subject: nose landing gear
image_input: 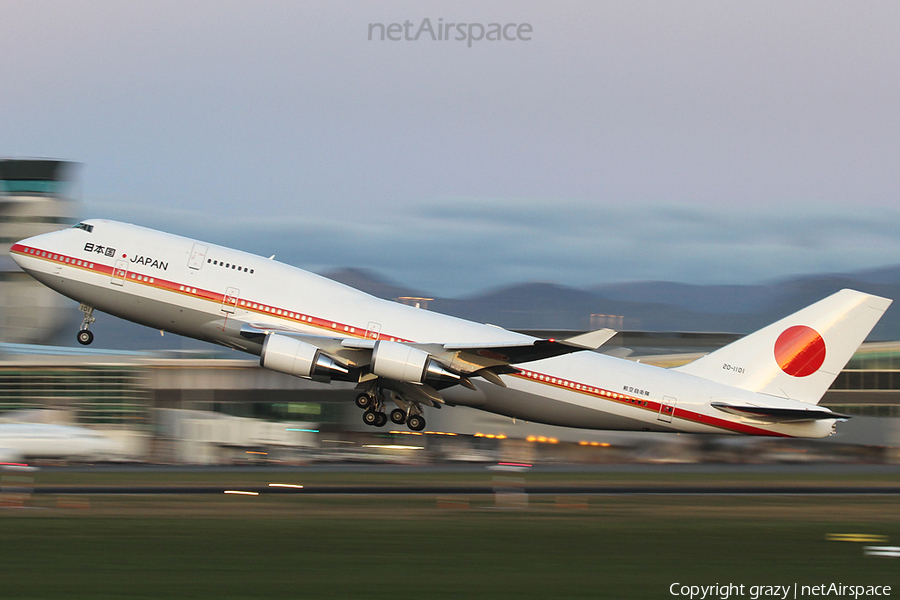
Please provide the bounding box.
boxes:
[77,304,95,345]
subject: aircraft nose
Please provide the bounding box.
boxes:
[10,234,42,267]
[9,249,23,268]
[9,231,55,270]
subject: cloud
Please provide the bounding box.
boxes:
[84,196,900,297]
[9,1,900,296]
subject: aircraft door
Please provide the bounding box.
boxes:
[111,259,128,286]
[188,244,208,270]
[365,321,382,340]
[222,287,240,314]
[658,396,677,423]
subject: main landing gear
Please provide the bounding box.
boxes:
[77,304,95,345]
[389,408,406,425]
[355,390,426,432]
[406,414,425,432]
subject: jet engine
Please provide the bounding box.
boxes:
[260,334,348,380]
[371,341,461,386]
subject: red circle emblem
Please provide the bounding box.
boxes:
[774,325,826,377]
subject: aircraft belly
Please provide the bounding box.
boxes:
[31,271,236,348]
[444,383,680,432]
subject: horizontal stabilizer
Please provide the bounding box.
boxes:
[711,402,850,422]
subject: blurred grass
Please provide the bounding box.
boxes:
[1,491,899,599]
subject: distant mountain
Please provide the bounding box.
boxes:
[837,265,900,286]
[319,268,426,301]
[437,271,900,340]
[587,282,781,315]
[314,266,900,340]
[433,282,772,334]
[432,283,609,330]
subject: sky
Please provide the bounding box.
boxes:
[2,0,900,297]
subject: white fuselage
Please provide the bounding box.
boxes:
[10,220,836,438]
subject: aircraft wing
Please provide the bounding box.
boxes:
[241,323,617,388]
[440,328,617,372]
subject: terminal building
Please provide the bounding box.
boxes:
[0,159,78,344]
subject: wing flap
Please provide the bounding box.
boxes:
[444,328,617,370]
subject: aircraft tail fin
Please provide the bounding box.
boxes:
[673,289,891,404]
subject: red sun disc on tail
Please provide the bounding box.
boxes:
[774,325,826,377]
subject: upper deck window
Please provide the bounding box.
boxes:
[73,222,94,233]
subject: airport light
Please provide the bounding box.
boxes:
[366,444,418,449]
[826,533,889,543]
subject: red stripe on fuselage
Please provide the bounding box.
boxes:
[10,244,413,342]
[509,370,789,437]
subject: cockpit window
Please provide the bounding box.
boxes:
[73,222,94,233]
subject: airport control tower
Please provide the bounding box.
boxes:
[0,159,79,344]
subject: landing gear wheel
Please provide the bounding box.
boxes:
[77,330,94,345]
[77,304,96,345]
[363,410,388,427]
[363,409,379,426]
[390,409,406,425]
[355,393,374,410]
[407,414,425,432]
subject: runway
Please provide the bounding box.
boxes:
[22,484,900,495]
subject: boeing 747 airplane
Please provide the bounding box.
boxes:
[10,220,892,437]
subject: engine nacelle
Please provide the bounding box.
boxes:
[371,341,461,386]
[260,334,348,380]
